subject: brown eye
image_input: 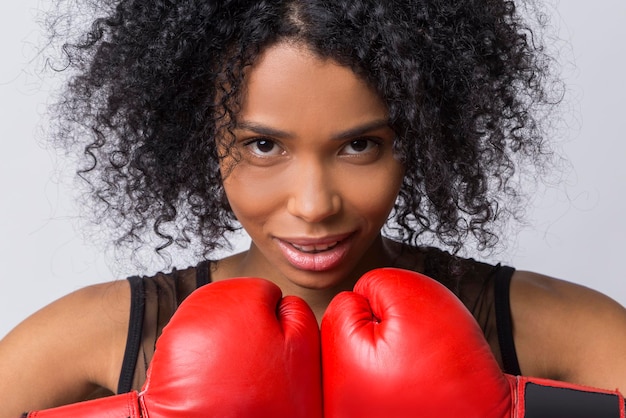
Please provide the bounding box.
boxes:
[245,138,283,156]
[256,139,275,153]
[342,138,379,155]
[350,139,369,152]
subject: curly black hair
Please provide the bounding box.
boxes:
[45,0,559,260]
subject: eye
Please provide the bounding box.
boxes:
[341,138,380,156]
[244,138,284,157]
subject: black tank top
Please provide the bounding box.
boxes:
[117,248,520,394]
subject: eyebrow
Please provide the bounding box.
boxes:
[234,118,391,140]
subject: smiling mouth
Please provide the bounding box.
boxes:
[275,235,352,272]
[290,241,339,253]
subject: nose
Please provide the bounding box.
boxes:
[287,160,341,223]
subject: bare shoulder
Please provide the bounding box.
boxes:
[0,279,130,415]
[510,270,626,391]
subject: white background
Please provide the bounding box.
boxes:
[1,1,625,338]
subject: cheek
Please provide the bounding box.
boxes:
[339,161,404,221]
[362,163,404,222]
[221,164,285,225]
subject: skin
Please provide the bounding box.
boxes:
[0,42,625,415]
[217,42,404,321]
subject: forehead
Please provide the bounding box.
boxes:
[238,42,388,134]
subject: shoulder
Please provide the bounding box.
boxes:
[510,270,626,391]
[0,279,130,413]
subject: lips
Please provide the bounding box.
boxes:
[290,241,339,253]
[274,233,353,271]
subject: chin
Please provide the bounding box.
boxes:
[283,267,359,292]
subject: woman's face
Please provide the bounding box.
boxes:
[220,42,404,291]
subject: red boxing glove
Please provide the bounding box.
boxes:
[26,278,322,418]
[321,268,625,418]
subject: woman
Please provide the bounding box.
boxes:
[1,0,625,415]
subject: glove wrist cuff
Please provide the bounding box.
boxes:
[510,375,625,418]
[24,391,140,417]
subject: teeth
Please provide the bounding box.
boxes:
[292,241,339,253]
